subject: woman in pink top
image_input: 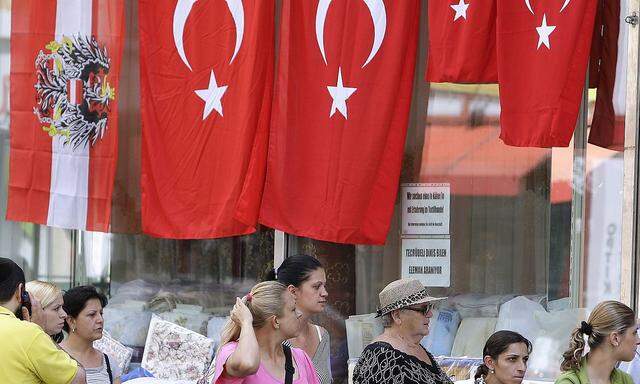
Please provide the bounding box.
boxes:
[213,281,321,384]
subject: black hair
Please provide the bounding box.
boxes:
[62,285,108,332]
[0,258,26,303]
[475,330,532,380]
[266,254,323,287]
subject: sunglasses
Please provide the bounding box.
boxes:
[403,302,435,315]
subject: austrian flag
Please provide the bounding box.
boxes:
[8,0,124,231]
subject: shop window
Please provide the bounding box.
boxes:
[0,0,634,383]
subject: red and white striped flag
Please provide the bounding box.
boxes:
[8,0,124,231]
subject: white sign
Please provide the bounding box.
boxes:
[401,238,450,287]
[401,183,450,235]
[585,158,622,307]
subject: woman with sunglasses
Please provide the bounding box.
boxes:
[352,278,452,384]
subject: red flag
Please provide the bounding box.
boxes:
[260,0,420,245]
[426,0,498,83]
[139,0,274,238]
[8,0,124,231]
[497,0,598,147]
[589,0,627,151]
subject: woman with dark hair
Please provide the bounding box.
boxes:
[60,285,122,384]
[474,331,531,384]
[556,300,638,384]
[267,254,331,383]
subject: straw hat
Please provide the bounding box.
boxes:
[375,278,446,317]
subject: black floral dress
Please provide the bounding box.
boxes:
[353,342,453,384]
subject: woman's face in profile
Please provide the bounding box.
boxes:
[489,342,529,384]
[617,323,640,362]
[41,293,66,336]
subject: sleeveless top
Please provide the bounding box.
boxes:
[285,325,332,384]
[85,354,113,384]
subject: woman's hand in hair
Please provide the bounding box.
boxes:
[231,297,253,328]
[22,293,46,330]
[225,297,260,377]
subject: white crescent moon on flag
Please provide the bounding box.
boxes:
[524,0,534,14]
[173,0,245,70]
[316,0,332,65]
[225,0,244,63]
[174,0,198,71]
[315,0,386,67]
[560,0,571,12]
[362,0,386,68]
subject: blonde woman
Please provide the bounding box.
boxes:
[213,281,320,384]
[25,280,67,342]
[556,300,639,384]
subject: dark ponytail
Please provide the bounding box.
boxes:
[475,331,532,380]
[265,269,277,281]
[269,254,323,287]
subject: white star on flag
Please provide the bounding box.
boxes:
[327,68,357,119]
[536,14,556,50]
[195,70,228,120]
[450,0,469,21]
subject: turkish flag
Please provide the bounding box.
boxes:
[589,0,627,151]
[427,0,498,83]
[139,0,274,238]
[497,0,598,147]
[259,0,420,245]
[8,0,124,231]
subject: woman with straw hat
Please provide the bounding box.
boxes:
[352,278,452,384]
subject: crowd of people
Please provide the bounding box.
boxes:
[1,255,638,384]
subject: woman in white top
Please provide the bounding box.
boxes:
[60,285,121,384]
[268,254,332,384]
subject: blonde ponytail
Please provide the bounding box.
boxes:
[217,281,287,354]
[560,300,635,372]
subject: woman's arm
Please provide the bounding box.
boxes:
[224,298,260,377]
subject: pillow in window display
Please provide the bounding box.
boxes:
[448,294,517,318]
[526,308,587,380]
[451,317,497,358]
[158,309,211,336]
[109,279,161,306]
[495,296,545,342]
[103,306,153,347]
[94,329,134,374]
[421,307,461,357]
[142,315,215,380]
